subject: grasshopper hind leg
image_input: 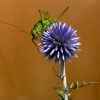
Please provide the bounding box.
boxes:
[32,38,40,52]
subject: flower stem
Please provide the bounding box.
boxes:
[61,61,68,100]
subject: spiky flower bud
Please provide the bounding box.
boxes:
[40,22,81,63]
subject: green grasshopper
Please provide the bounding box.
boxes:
[0,7,69,51]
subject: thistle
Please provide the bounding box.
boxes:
[40,22,81,63]
[39,22,81,100]
[39,22,97,100]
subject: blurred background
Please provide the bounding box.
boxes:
[0,0,100,100]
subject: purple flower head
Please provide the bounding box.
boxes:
[39,22,81,63]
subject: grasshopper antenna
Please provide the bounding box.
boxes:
[0,27,40,53]
[1,30,31,36]
[0,29,39,52]
[1,29,40,52]
[53,6,69,22]
[0,21,31,35]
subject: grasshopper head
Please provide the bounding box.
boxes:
[31,29,38,39]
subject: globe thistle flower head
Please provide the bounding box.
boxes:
[40,22,81,63]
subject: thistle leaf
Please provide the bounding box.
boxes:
[54,87,72,100]
[54,87,64,100]
[53,67,64,80]
[54,87,64,96]
[66,81,98,93]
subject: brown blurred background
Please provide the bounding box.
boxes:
[0,0,100,100]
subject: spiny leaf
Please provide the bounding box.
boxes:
[66,81,98,93]
[53,67,64,80]
[54,87,64,100]
[54,87,64,96]
[54,87,72,100]
[59,95,64,100]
